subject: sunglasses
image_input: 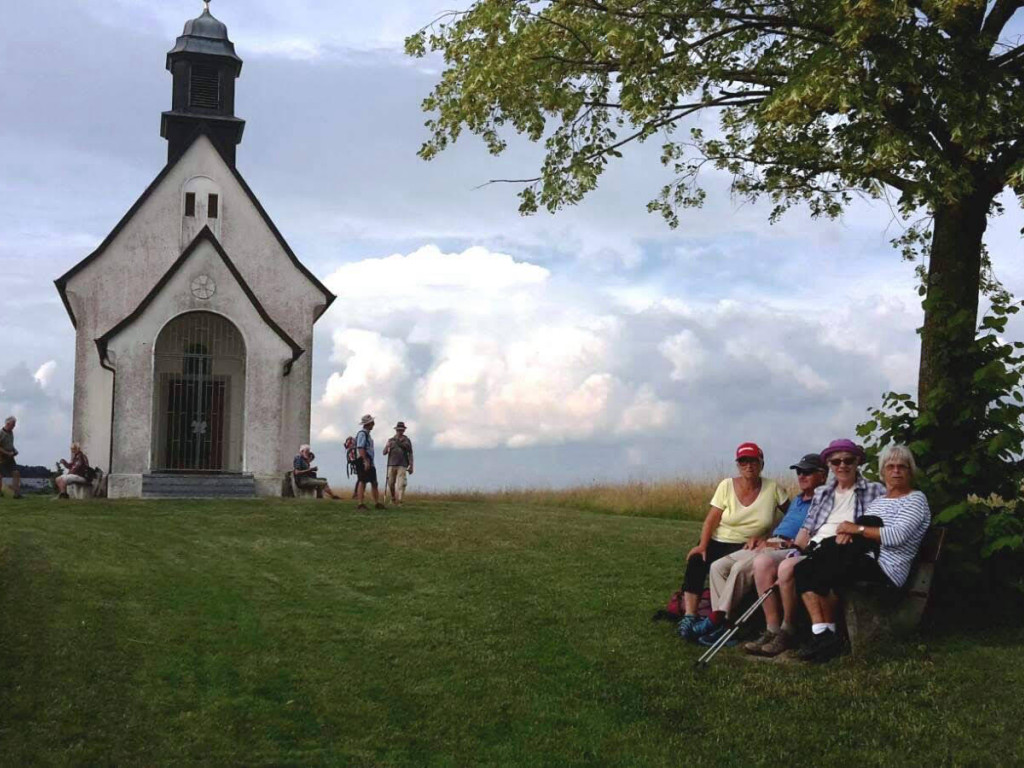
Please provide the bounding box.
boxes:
[736,457,761,465]
[828,457,858,467]
[795,468,820,477]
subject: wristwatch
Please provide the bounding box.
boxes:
[858,525,866,534]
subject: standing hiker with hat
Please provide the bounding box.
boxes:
[677,442,789,641]
[354,414,384,510]
[382,421,414,506]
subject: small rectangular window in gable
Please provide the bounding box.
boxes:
[189,65,220,109]
[208,194,219,219]
[185,192,196,217]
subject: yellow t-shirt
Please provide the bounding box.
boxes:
[709,478,788,544]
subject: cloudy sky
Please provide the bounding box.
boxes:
[3,1,1024,489]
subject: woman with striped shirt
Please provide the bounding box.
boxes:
[792,444,931,662]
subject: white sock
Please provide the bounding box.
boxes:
[812,623,828,635]
[780,621,795,635]
[826,623,836,633]
[766,623,781,634]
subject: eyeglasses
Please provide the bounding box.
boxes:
[736,457,761,465]
[828,457,858,467]
[884,463,911,472]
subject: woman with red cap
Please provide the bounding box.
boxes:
[677,442,789,640]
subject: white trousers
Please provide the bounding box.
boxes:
[386,466,408,502]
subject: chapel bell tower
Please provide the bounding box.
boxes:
[161,0,245,166]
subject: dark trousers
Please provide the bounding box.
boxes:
[683,539,744,595]
[794,540,892,596]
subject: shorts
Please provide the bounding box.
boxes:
[0,456,17,474]
[63,473,87,485]
[356,463,378,486]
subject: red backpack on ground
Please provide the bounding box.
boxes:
[653,588,711,623]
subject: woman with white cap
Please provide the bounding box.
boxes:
[677,442,789,640]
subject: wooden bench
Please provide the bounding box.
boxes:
[66,469,104,499]
[844,527,945,655]
[284,471,325,499]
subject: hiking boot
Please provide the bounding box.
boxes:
[810,630,843,662]
[758,630,797,657]
[697,625,738,647]
[689,616,716,641]
[743,629,777,656]
[676,614,701,640]
[356,503,368,511]
[796,629,841,662]
[375,503,386,510]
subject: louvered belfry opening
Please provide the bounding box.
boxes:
[189,63,221,109]
[152,312,245,473]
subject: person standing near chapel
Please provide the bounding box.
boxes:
[0,416,22,499]
[355,414,385,510]
[382,421,414,506]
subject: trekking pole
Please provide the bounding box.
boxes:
[694,585,776,671]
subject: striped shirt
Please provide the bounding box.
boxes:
[869,491,931,587]
[801,475,886,537]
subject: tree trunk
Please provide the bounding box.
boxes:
[917,195,991,449]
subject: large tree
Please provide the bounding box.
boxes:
[407,0,1024,463]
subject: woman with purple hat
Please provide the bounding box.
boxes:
[748,438,885,657]
[793,444,930,662]
[676,442,789,640]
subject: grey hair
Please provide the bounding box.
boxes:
[4,416,15,425]
[879,444,917,479]
[299,444,311,453]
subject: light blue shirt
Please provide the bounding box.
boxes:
[773,494,812,540]
[356,429,375,464]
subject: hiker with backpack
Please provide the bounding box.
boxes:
[676,442,789,641]
[354,414,385,510]
[55,442,92,499]
[382,421,414,506]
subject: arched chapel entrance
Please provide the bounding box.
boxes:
[151,311,246,472]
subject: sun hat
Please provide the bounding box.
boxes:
[735,442,764,461]
[790,453,827,472]
[395,421,406,430]
[819,438,865,462]
[360,414,375,426]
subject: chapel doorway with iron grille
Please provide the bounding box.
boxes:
[151,312,246,472]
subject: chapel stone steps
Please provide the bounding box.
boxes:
[141,473,256,498]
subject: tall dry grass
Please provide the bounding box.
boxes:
[419,476,794,521]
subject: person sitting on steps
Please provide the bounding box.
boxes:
[55,442,91,499]
[293,444,342,499]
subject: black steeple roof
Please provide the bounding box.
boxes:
[161,1,246,166]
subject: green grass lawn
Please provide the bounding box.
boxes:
[1,496,1021,767]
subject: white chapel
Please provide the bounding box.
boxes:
[55,2,335,498]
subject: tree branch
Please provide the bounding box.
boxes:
[982,0,1024,40]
